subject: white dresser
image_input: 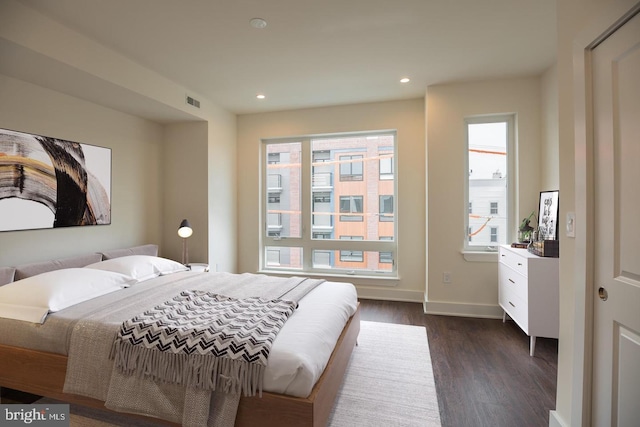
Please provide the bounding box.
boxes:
[498,244,559,356]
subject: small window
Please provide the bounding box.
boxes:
[490,201,499,215]
[465,115,514,251]
[490,227,498,243]
[340,195,363,221]
[313,150,330,163]
[379,195,394,222]
[379,155,394,180]
[340,155,363,181]
[313,192,331,203]
[268,153,280,164]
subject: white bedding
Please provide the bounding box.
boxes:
[0,270,358,398]
[264,280,358,396]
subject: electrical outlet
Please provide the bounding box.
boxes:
[443,272,452,284]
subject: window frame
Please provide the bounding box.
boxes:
[260,131,398,278]
[339,154,364,181]
[463,114,515,252]
[490,201,499,215]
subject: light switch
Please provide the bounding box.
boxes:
[566,212,576,238]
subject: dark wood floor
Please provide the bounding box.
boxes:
[2,299,558,427]
[359,299,558,427]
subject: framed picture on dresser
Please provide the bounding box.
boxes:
[538,190,559,240]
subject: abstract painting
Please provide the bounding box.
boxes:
[0,128,111,231]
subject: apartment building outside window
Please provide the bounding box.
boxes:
[262,131,397,277]
[465,114,515,250]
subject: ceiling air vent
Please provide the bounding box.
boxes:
[186,95,201,109]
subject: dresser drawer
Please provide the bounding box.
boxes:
[499,284,529,333]
[499,247,529,277]
[499,263,528,303]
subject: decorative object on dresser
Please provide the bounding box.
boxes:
[528,239,559,258]
[537,190,559,240]
[517,211,536,243]
[498,244,559,356]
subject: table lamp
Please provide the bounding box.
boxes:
[177,219,193,266]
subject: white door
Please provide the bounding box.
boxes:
[591,9,640,427]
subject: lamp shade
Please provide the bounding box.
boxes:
[177,219,193,238]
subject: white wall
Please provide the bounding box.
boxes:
[0,0,238,271]
[541,64,560,192]
[161,122,209,264]
[207,111,238,273]
[159,116,238,273]
[425,77,542,317]
[0,74,164,265]
[237,99,426,301]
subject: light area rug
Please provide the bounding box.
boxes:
[37,321,441,427]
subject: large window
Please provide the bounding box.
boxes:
[465,115,514,250]
[262,132,397,277]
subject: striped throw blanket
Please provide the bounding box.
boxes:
[110,290,297,397]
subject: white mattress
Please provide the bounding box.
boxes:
[263,280,358,397]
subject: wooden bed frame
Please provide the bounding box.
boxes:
[0,304,360,427]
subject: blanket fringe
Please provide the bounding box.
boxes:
[110,340,265,397]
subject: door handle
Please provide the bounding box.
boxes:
[598,287,608,301]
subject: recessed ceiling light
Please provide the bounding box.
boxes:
[400,77,410,83]
[250,18,267,29]
[256,94,266,99]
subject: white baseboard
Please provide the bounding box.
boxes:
[423,300,503,319]
[549,410,569,427]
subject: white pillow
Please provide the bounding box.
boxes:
[85,255,188,283]
[0,268,133,323]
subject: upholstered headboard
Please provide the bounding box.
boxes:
[100,244,158,260]
[0,244,159,286]
[12,253,104,282]
[0,267,16,287]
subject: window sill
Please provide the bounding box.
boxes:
[461,250,499,262]
[257,269,400,286]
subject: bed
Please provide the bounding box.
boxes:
[0,245,360,427]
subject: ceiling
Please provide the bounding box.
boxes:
[13,0,556,116]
